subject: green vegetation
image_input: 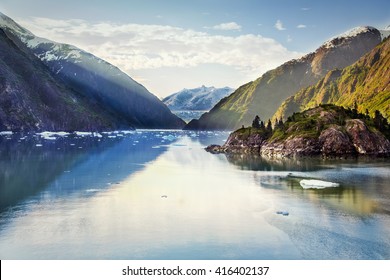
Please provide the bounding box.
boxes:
[235,104,390,143]
[273,37,390,122]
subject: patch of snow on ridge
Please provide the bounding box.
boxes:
[323,26,378,49]
[380,25,390,40]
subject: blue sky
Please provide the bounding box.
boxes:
[1,0,389,97]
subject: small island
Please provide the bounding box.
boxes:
[206,104,390,158]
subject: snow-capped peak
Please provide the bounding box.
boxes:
[0,12,34,38]
[163,86,234,111]
[323,26,378,49]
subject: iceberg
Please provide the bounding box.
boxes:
[0,131,13,135]
[162,134,176,141]
[75,131,93,137]
[37,131,70,138]
[300,179,340,189]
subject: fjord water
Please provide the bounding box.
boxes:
[0,131,389,259]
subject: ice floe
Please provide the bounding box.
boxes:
[162,134,176,141]
[300,179,340,189]
[75,131,93,137]
[0,131,13,135]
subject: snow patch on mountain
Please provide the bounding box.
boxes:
[163,85,234,111]
[380,25,390,40]
[323,26,378,49]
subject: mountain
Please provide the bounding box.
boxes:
[206,104,390,158]
[0,28,126,131]
[0,12,185,130]
[163,85,234,111]
[273,36,390,122]
[185,26,382,130]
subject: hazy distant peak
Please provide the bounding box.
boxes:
[163,86,234,111]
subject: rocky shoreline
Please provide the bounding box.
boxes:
[206,105,390,159]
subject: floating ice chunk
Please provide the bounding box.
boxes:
[37,131,70,137]
[55,132,70,136]
[162,134,176,141]
[300,179,340,189]
[108,135,117,139]
[75,131,93,136]
[121,130,134,135]
[0,131,13,135]
[152,146,161,149]
[43,136,57,140]
[93,133,103,138]
[85,189,99,193]
[36,144,43,147]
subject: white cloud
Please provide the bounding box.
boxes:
[301,7,311,11]
[17,17,302,95]
[297,24,307,29]
[287,35,293,42]
[212,22,242,31]
[275,20,286,31]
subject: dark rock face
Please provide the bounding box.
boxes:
[318,126,356,156]
[345,119,390,154]
[187,26,382,130]
[0,28,121,131]
[261,137,321,158]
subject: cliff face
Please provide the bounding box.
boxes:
[274,37,390,122]
[0,28,122,131]
[206,105,390,158]
[187,27,382,130]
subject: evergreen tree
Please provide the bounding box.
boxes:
[266,119,272,132]
[252,115,261,129]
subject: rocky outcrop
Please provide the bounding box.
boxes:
[206,105,390,158]
[346,119,390,154]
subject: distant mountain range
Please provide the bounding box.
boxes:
[163,85,234,111]
[185,26,383,130]
[162,85,234,122]
[0,12,184,131]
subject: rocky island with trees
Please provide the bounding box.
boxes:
[206,104,390,158]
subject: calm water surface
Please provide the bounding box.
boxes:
[0,130,389,259]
